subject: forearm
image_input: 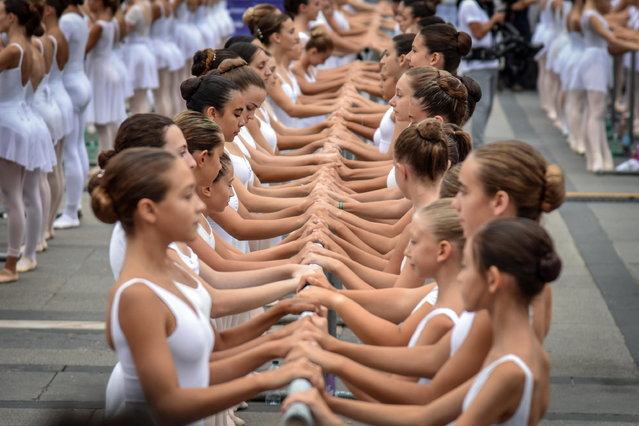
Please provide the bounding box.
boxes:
[344,175,387,192]
[209,341,282,384]
[342,256,397,288]
[217,307,284,349]
[252,162,319,183]
[344,121,377,140]
[344,198,411,220]
[211,278,296,317]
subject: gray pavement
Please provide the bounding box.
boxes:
[1,90,638,425]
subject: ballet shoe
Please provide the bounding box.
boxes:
[229,411,246,426]
[237,401,248,411]
[44,230,54,240]
[36,241,47,253]
[16,258,37,273]
[53,215,80,229]
[0,269,18,284]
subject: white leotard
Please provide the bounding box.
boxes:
[197,217,216,249]
[109,222,127,280]
[45,35,74,139]
[462,354,534,426]
[124,2,159,90]
[60,11,92,114]
[386,166,397,188]
[257,110,278,153]
[410,286,439,314]
[107,278,213,425]
[451,311,475,357]
[32,38,65,142]
[373,108,394,154]
[168,242,201,276]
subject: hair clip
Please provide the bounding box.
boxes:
[97,170,105,178]
[256,27,264,40]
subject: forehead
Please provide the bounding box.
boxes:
[244,85,266,100]
[459,156,478,184]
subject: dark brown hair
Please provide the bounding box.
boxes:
[99,114,175,169]
[253,12,292,46]
[442,123,471,164]
[91,148,177,233]
[213,152,232,183]
[394,118,448,181]
[418,23,471,73]
[409,67,468,126]
[5,0,44,36]
[181,74,240,114]
[45,0,67,17]
[243,3,280,34]
[191,48,240,77]
[173,111,224,154]
[210,57,266,91]
[472,218,562,300]
[470,141,565,221]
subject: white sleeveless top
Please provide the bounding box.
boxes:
[410,286,439,314]
[462,354,534,426]
[109,278,214,425]
[451,311,476,357]
[373,108,395,154]
[168,242,200,276]
[197,217,216,249]
[257,108,278,152]
[386,166,397,188]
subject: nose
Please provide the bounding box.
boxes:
[195,195,206,215]
[184,151,196,169]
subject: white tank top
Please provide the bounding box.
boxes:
[373,108,394,153]
[168,242,200,276]
[462,354,534,426]
[109,278,214,425]
[410,286,439,314]
[387,166,397,188]
[451,311,476,357]
[408,307,459,385]
[257,109,278,153]
[197,217,216,249]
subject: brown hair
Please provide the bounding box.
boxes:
[305,27,334,53]
[472,218,562,300]
[213,152,232,183]
[470,141,565,221]
[173,111,224,154]
[91,148,177,233]
[243,3,280,34]
[191,48,240,77]
[439,163,461,198]
[418,24,471,73]
[409,67,468,125]
[210,57,266,91]
[99,113,175,169]
[416,197,464,248]
[442,123,471,165]
[253,12,292,46]
[180,74,240,114]
[394,118,448,182]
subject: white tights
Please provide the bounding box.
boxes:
[22,169,43,261]
[48,141,65,234]
[566,90,586,153]
[130,89,150,115]
[63,114,89,220]
[584,90,613,171]
[39,171,50,246]
[153,68,173,117]
[0,159,25,257]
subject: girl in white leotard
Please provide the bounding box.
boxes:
[56,0,93,231]
[96,148,323,424]
[285,219,560,426]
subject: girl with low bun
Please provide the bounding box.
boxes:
[95,147,325,425]
[408,68,469,125]
[287,218,558,426]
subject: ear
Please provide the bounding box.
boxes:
[436,240,452,263]
[272,31,281,44]
[396,162,409,181]
[205,106,218,120]
[486,265,501,294]
[398,53,408,67]
[136,198,159,225]
[491,190,511,217]
[199,185,212,197]
[193,150,208,167]
[433,115,445,124]
[431,52,443,68]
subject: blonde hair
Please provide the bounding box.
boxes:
[415,198,464,247]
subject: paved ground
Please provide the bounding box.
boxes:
[1,90,638,425]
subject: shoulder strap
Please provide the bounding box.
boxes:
[34,38,44,54]
[47,34,58,56]
[8,43,24,67]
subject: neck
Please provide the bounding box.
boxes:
[410,180,440,209]
[433,260,463,307]
[43,15,59,31]
[275,51,292,69]
[122,226,174,277]
[489,292,535,351]
[8,25,28,41]
[295,14,309,30]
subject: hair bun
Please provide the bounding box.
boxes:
[438,76,468,102]
[97,149,117,169]
[90,185,118,225]
[538,250,562,283]
[415,118,444,141]
[180,76,202,102]
[217,57,248,74]
[456,31,472,56]
[541,164,565,213]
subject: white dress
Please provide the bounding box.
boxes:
[561,30,585,91]
[0,43,53,172]
[26,81,56,173]
[46,35,74,138]
[124,2,159,90]
[85,20,127,124]
[173,0,205,60]
[572,9,611,93]
[112,19,134,99]
[32,38,65,142]
[149,2,184,72]
[532,0,555,60]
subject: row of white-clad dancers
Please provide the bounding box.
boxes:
[0,0,235,283]
[535,0,639,172]
[85,3,564,425]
